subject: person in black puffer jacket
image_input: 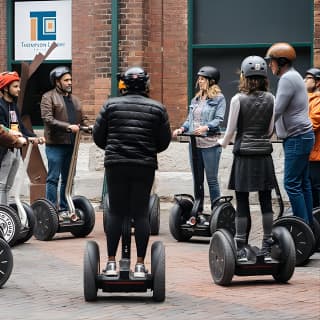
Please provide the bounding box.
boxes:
[93,67,171,277]
[217,56,276,263]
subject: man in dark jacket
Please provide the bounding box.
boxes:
[93,66,171,277]
[40,66,89,217]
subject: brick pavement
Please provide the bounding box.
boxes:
[0,202,319,320]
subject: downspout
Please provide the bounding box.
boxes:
[101,0,119,204]
[161,0,164,103]
[6,0,13,70]
[111,0,118,97]
[187,0,193,104]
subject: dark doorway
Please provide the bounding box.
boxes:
[12,63,72,127]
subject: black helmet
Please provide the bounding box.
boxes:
[122,67,149,93]
[305,68,320,80]
[197,66,220,84]
[49,66,71,86]
[241,56,267,77]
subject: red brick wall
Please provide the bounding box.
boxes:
[314,0,320,67]
[145,0,188,129]
[0,1,7,72]
[72,0,112,122]
[0,1,318,128]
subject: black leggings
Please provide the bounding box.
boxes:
[235,190,274,247]
[105,165,155,258]
[236,190,273,216]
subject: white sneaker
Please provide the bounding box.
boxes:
[133,263,147,278]
[103,261,117,276]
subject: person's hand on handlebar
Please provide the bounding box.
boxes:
[193,125,209,136]
[14,136,27,148]
[172,127,185,138]
[67,124,80,133]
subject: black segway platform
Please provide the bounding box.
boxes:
[83,217,165,302]
[209,226,296,286]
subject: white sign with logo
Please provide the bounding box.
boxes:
[14,0,72,60]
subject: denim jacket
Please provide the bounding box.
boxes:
[181,94,226,134]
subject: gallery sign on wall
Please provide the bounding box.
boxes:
[14,0,72,60]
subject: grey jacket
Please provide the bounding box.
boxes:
[274,68,312,139]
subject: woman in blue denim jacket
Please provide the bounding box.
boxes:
[173,66,226,225]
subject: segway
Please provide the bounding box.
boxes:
[0,138,39,246]
[0,226,13,288]
[83,216,165,302]
[207,147,318,266]
[103,190,161,236]
[272,177,317,266]
[32,126,95,241]
[170,133,232,241]
[209,225,296,286]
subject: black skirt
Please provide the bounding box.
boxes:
[228,154,276,192]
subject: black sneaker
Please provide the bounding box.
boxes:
[133,263,147,278]
[103,261,117,276]
[260,238,274,262]
[237,248,248,262]
[58,210,70,222]
[198,214,209,226]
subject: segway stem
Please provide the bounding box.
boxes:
[14,140,34,227]
[65,126,93,220]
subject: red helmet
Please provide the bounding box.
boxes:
[0,71,20,90]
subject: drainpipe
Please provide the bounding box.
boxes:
[111,0,118,97]
[101,0,119,204]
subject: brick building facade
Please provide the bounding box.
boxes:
[0,0,317,128]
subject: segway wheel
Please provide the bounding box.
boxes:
[149,194,160,235]
[0,205,21,246]
[311,215,320,253]
[84,240,99,302]
[9,202,35,245]
[313,207,320,225]
[151,241,165,302]
[0,237,13,288]
[209,229,235,286]
[32,199,59,241]
[70,196,95,238]
[271,226,296,283]
[273,216,315,266]
[102,195,109,234]
[169,203,192,242]
[210,197,236,236]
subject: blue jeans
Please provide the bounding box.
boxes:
[189,145,222,212]
[283,131,314,224]
[45,145,74,210]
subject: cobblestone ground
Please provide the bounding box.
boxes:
[0,202,319,320]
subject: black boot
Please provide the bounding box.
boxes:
[260,237,274,262]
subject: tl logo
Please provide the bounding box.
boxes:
[30,11,56,41]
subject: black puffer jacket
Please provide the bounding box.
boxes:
[93,94,171,169]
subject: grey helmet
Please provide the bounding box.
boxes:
[305,68,320,80]
[197,66,220,84]
[241,56,267,77]
[49,66,71,86]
